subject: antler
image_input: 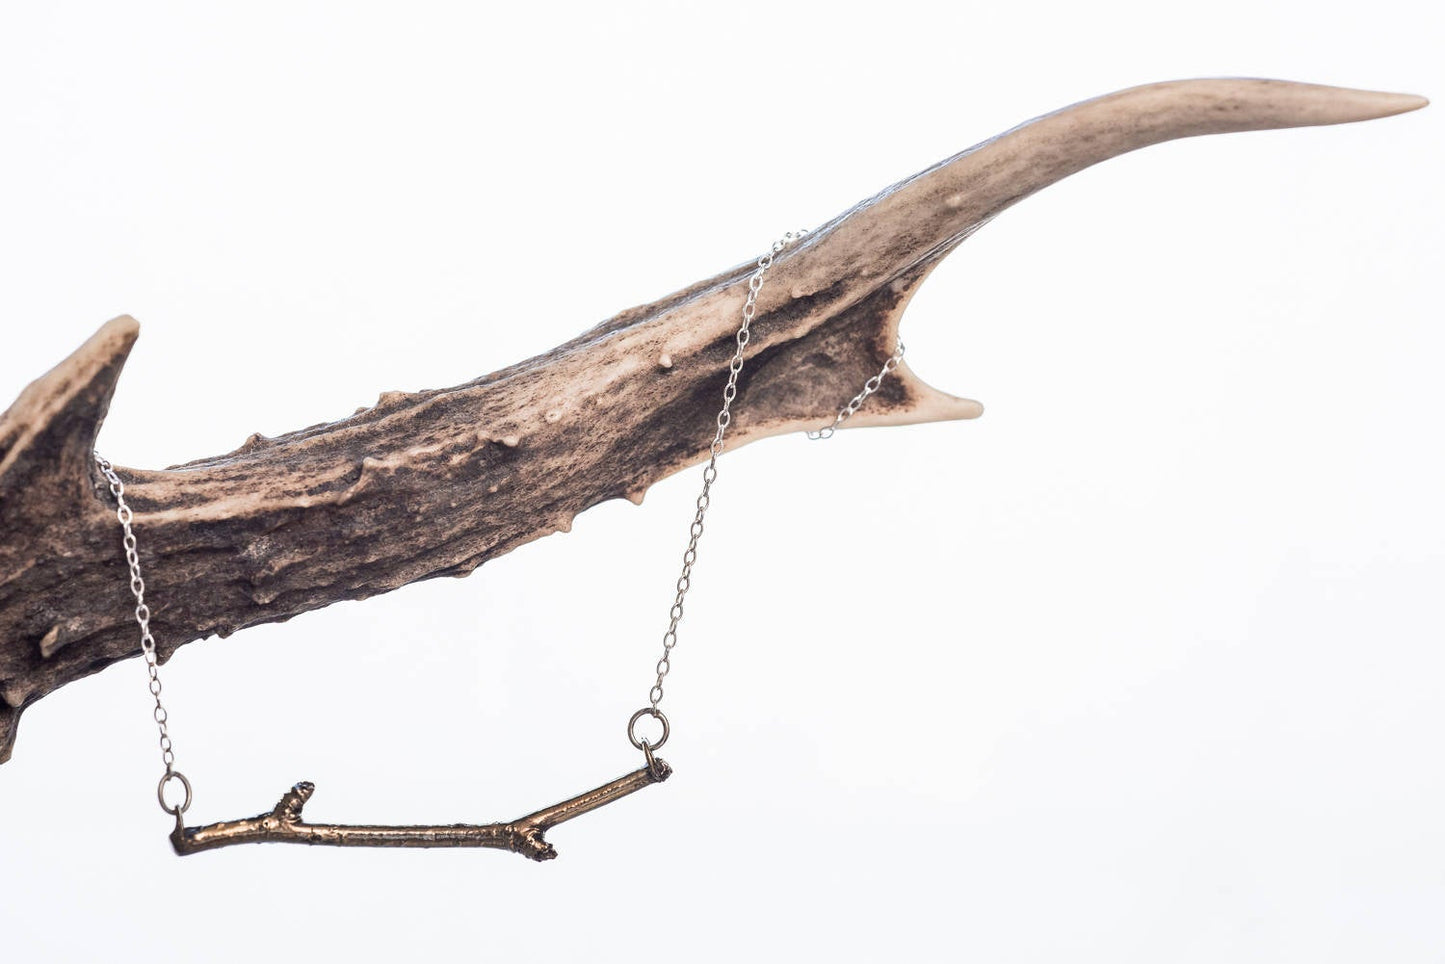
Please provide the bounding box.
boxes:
[0,78,1425,763]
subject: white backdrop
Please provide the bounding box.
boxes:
[1,2,1440,961]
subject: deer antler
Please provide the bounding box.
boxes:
[0,78,1425,763]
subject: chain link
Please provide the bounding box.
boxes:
[805,339,907,440]
[94,453,190,815]
[636,229,905,740]
[641,230,804,713]
[92,235,905,782]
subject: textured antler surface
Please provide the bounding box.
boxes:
[0,78,1425,763]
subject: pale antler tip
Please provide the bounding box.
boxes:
[1339,87,1429,119]
[1274,82,1431,124]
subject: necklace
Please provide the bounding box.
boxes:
[95,230,905,860]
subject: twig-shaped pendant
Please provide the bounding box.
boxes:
[170,759,670,860]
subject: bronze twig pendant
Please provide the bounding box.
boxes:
[169,760,671,860]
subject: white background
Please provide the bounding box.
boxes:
[1,2,1440,961]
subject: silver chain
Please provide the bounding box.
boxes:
[93,234,904,789]
[94,453,193,816]
[628,230,906,756]
[805,339,907,440]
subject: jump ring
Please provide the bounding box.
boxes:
[627,706,669,752]
[641,739,666,780]
[157,769,192,815]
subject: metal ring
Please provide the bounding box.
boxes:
[627,707,669,752]
[157,769,192,815]
[640,739,666,780]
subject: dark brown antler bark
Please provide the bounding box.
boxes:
[0,79,1425,763]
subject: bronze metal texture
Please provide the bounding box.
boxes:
[169,760,671,860]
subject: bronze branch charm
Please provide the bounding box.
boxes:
[169,760,671,860]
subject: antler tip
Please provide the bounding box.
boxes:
[99,312,141,341]
[1326,85,1429,121]
[1393,92,1429,114]
[1242,79,1431,125]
